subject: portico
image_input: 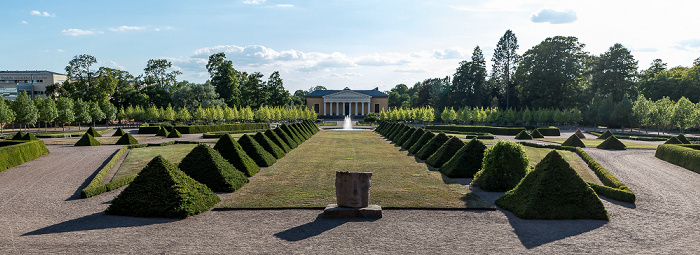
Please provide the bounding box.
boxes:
[306,87,389,118]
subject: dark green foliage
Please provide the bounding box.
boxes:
[408,131,435,154]
[112,127,127,137]
[389,125,409,141]
[81,147,127,198]
[155,127,170,137]
[515,130,533,140]
[86,126,102,137]
[0,140,50,172]
[495,150,609,220]
[473,140,529,192]
[562,134,586,147]
[137,126,162,134]
[376,122,389,134]
[664,137,683,144]
[105,155,220,218]
[597,136,626,150]
[386,123,401,137]
[402,128,426,150]
[274,127,298,149]
[179,144,249,192]
[254,132,285,159]
[280,124,303,144]
[265,129,291,153]
[656,144,700,174]
[304,120,319,133]
[238,134,277,167]
[535,127,560,136]
[21,132,39,140]
[213,134,260,176]
[426,136,465,168]
[116,133,139,145]
[289,124,308,141]
[295,123,312,138]
[415,132,450,160]
[598,130,614,139]
[11,131,25,140]
[426,125,525,135]
[138,123,270,134]
[74,133,101,146]
[677,134,691,144]
[530,129,544,138]
[440,138,486,178]
[396,128,417,147]
[382,123,398,136]
[167,128,182,138]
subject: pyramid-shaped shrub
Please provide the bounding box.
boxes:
[290,124,309,140]
[265,129,291,153]
[440,138,487,178]
[155,127,170,137]
[575,129,586,139]
[515,130,533,140]
[386,123,401,137]
[167,128,182,138]
[254,132,285,159]
[213,134,260,176]
[376,122,389,134]
[112,127,127,137]
[409,131,436,155]
[274,127,298,149]
[105,155,220,218]
[415,132,451,160]
[402,129,426,150]
[21,132,39,140]
[562,134,586,147]
[597,136,626,150]
[530,129,544,139]
[664,136,682,145]
[280,124,303,145]
[495,150,609,220]
[75,133,101,146]
[238,134,276,167]
[677,134,691,144]
[426,136,465,168]
[389,125,409,142]
[116,133,139,145]
[179,144,249,192]
[396,128,417,147]
[382,123,398,137]
[597,130,614,139]
[296,123,313,138]
[305,120,319,133]
[11,131,25,140]
[472,140,529,192]
[86,126,102,137]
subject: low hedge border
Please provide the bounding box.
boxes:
[431,130,495,139]
[518,142,636,203]
[535,127,560,136]
[588,131,698,142]
[138,123,270,134]
[33,128,112,138]
[0,140,50,172]
[426,125,525,136]
[655,144,700,174]
[202,129,270,138]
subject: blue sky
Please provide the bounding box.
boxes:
[3,0,700,93]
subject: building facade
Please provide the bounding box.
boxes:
[0,71,67,100]
[305,88,389,117]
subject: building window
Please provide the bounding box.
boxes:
[374,103,380,113]
[314,103,320,114]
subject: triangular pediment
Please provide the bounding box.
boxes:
[323,90,372,99]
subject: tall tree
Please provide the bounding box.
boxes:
[56,97,75,131]
[451,46,487,108]
[73,99,92,129]
[591,43,639,101]
[240,72,267,108]
[37,98,58,131]
[99,99,117,126]
[172,82,225,111]
[11,91,39,130]
[491,30,520,109]
[207,53,241,107]
[143,59,182,91]
[64,54,98,100]
[266,71,290,107]
[0,96,15,134]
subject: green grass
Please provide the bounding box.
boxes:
[522,147,601,184]
[218,130,492,209]
[540,138,658,149]
[111,144,197,181]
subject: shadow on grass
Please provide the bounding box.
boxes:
[22,212,175,236]
[274,214,379,241]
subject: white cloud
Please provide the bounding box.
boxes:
[432,48,469,59]
[108,61,126,70]
[530,9,577,24]
[394,68,428,73]
[674,39,700,51]
[276,4,294,7]
[355,54,411,66]
[243,0,266,4]
[30,10,55,17]
[61,28,96,36]
[110,26,145,32]
[57,49,65,52]
[21,21,28,24]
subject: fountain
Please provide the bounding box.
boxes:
[329,115,369,131]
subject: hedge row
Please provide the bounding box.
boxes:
[202,129,270,138]
[81,146,128,198]
[33,128,111,138]
[138,123,270,134]
[588,131,678,142]
[426,125,525,135]
[535,127,560,136]
[0,140,50,172]
[655,144,700,174]
[428,130,495,139]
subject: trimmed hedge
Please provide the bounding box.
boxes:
[597,136,627,150]
[201,129,269,138]
[179,144,249,192]
[138,123,270,134]
[75,133,101,146]
[254,132,286,159]
[280,124,304,145]
[515,130,533,140]
[440,138,486,178]
[530,129,544,138]
[87,126,102,137]
[81,146,127,198]
[238,134,277,167]
[274,127,298,149]
[676,134,691,144]
[113,127,127,137]
[11,131,25,140]
[265,129,291,153]
[535,126,560,136]
[425,136,465,168]
[22,132,39,140]
[167,128,183,138]
[415,132,450,160]
[656,144,700,174]
[0,140,50,173]
[664,137,683,144]
[213,134,260,176]
[575,129,586,139]
[402,129,426,150]
[598,130,614,140]
[426,125,525,135]
[389,125,410,142]
[562,134,586,147]
[382,123,399,137]
[290,124,309,141]
[396,128,417,147]
[116,133,139,145]
[155,127,170,137]
[408,132,436,155]
[472,140,529,192]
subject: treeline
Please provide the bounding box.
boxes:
[376,106,582,126]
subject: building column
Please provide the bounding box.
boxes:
[354,102,358,116]
[362,102,365,116]
[335,102,339,116]
[342,102,345,116]
[324,102,327,116]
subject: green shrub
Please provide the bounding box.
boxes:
[81,146,127,198]
[381,123,398,136]
[11,131,25,140]
[426,136,465,168]
[664,136,683,144]
[0,140,50,172]
[289,124,309,141]
[213,134,260,176]
[408,132,436,155]
[515,130,533,140]
[295,123,313,138]
[21,132,39,141]
[112,127,127,137]
[179,144,249,192]
[375,121,388,134]
[274,127,298,149]
[535,127,560,136]
[86,126,102,137]
[597,136,626,150]
[677,134,691,144]
[280,124,304,144]
[254,132,285,159]
[116,133,139,145]
[174,123,270,134]
[562,134,586,147]
[138,126,162,134]
[426,125,525,135]
[415,133,450,160]
[440,138,486,178]
[495,150,609,220]
[473,140,529,192]
[389,125,409,142]
[167,128,182,138]
[75,133,101,146]
[598,130,614,139]
[155,127,170,137]
[530,129,544,138]
[575,129,586,139]
[265,129,291,153]
[105,155,220,218]
[238,134,277,167]
[656,144,700,174]
[304,120,319,133]
[402,128,426,150]
[396,127,417,147]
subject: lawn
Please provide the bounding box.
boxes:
[218,130,492,209]
[539,138,658,149]
[110,144,197,181]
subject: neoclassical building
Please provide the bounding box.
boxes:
[306,88,388,117]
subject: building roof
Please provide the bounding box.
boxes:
[306,87,388,98]
[0,70,66,76]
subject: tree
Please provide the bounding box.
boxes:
[451,46,487,108]
[172,82,225,112]
[89,101,105,127]
[207,53,241,107]
[143,59,182,91]
[491,30,520,109]
[73,99,92,130]
[0,96,15,134]
[37,97,58,131]
[177,107,192,122]
[99,99,117,127]
[266,71,290,107]
[11,91,39,131]
[632,94,652,132]
[290,90,307,106]
[591,43,638,101]
[56,97,75,131]
[163,104,176,122]
[673,97,695,133]
[240,72,267,108]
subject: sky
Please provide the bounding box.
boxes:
[3,0,700,93]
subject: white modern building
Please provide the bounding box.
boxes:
[0,71,67,100]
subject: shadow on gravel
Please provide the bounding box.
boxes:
[601,196,636,209]
[504,210,607,249]
[66,148,121,201]
[22,212,175,236]
[274,214,378,241]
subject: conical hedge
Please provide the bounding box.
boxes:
[382,123,399,137]
[75,133,101,146]
[112,127,127,137]
[409,131,436,155]
[179,144,249,192]
[167,128,182,138]
[296,123,313,138]
[280,124,304,145]
[677,134,691,144]
[515,130,533,140]
[21,132,39,140]
[389,125,409,142]
[664,136,683,145]
[396,128,417,147]
[440,138,487,178]
[105,155,220,218]
[597,136,626,150]
[575,129,586,139]
[86,126,102,137]
[265,129,291,153]
[597,130,614,139]
[213,134,260,177]
[426,136,465,168]
[11,131,25,140]
[274,127,298,149]
[530,129,544,138]
[402,128,426,150]
[291,124,310,140]
[376,122,389,134]
[254,132,285,159]
[562,134,586,147]
[116,133,139,145]
[415,132,451,160]
[473,140,529,192]
[237,134,276,167]
[155,127,170,137]
[305,120,319,133]
[495,150,609,220]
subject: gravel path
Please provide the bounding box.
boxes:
[2,140,700,253]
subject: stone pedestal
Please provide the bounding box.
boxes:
[323,171,382,218]
[323,204,382,218]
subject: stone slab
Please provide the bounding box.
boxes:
[322,204,383,218]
